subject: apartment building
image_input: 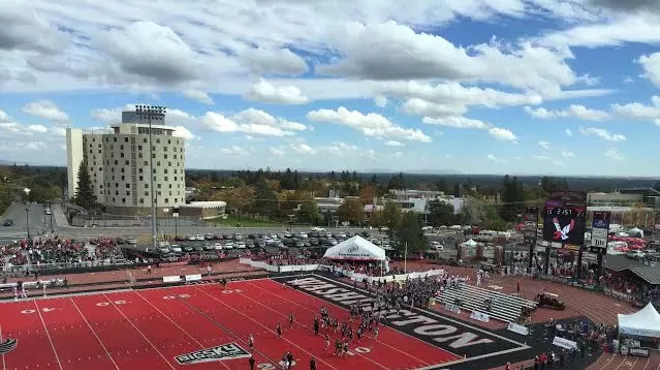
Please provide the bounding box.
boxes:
[66,109,186,215]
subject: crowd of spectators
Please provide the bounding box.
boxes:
[1,237,124,271]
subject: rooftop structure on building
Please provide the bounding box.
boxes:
[66,107,186,215]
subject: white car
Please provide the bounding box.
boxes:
[430,241,444,251]
[224,243,234,250]
[194,234,205,241]
[236,242,247,249]
[171,244,182,253]
[311,227,325,232]
[213,243,223,250]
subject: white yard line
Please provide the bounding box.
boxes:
[132,290,232,370]
[195,286,342,370]
[69,297,121,370]
[101,293,177,370]
[33,300,64,370]
[246,280,429,367]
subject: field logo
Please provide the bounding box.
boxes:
[175,343,250,365]
[0,338,17,355]
[346,245,359,253]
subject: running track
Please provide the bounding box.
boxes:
[0,279,462,370]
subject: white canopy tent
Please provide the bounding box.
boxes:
[617,302,660,338]
[462,239,478,247]
[323,235,386,261]
[628,227,644,238]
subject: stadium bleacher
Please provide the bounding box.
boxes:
[436,282,537,323]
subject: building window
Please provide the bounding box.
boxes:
[143,138,147,143]
[120,152,124,158]
[174,155,177,159]
[158,191,162,196]
[111,175,115,181]
[168,162,172,167]
[164,154,168,159]
[120,145,124,150]
[143,161,148,165]
[121,176,125,181]
[139,198,144,204]
[114,160,118,165]
[115,183,118,188]
[124,137,128,143]
[113,137,117,142]
[125,160,129,165]
[164,169,168,174]
[165,198,169,203]
[138,153,142,159]
[126,191,130,196]
[139,168,143,173]
[174,176,177,181]
[125,184,130,189]
[122,198,126,203]
[144,191,149,196]
[164,176,168,181]
[156,161,161,166]
[112,197,115,202]
[121,168,125,173]
[169,184,172,188]
[156,138,160,144]
[138,145,142,150]
[145,184,149,188]
[115,190,119,195]
[139,176,143,181]
[157,184,161,189]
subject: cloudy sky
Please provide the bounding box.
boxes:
[1,0,660,176]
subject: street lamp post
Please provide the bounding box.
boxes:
[23,187,31,239]
[135,105,167,252]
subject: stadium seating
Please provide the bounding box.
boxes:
[436,282,537,323]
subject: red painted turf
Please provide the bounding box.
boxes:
[0,279,461,370]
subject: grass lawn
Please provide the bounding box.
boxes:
[206,214,286,227]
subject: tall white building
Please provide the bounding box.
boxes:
[66,109,186,215]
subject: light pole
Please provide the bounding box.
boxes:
[23,187,31,239]
[135,105,167,252]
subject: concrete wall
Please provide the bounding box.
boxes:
[66,128,83,200]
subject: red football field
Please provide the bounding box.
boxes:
[0,279,462,370]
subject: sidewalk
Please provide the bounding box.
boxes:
[51,203,70,227]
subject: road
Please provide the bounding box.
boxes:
[0,202,382,241]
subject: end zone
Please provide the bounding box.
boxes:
[275,274,529,369]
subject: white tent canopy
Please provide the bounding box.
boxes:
[462,239,478,247]
[323,235,386,261]
[628,227,644,237]
[617,302,660,338]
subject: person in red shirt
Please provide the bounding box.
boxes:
[539,352,548,369]
[505,362,512,370]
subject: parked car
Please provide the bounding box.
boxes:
[3,219,13,226]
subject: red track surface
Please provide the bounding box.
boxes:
[0,279,461,370]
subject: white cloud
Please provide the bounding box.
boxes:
[605,148,624,161]
[172,126,197,141]
[27,124,48,133]
[22,99,69,122]
[561,151,574,158]
[384,140,404,147]
[402,98,467,118]
[533,155,565,167]
[269,147,285,156]
[244,79,310,105]
[240,47,308,76]
[579,127,626,142]
[181,89,214,105]
[422,116,491,129]
[488,127,518,142]
[374,96,388,108]
[566,128,573,137]
[487,154,507,163]
[524,105,610,121]
[201,108,308,137]
[307,107,431,143]
[0,110,13,123]
[320,21,576,95]
[538,140,550,150]
[219,145,251,155]
[611,96,660,124]
[320,141,359,155]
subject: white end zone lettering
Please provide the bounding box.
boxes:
[281,275,528,361]
[164,294,191,300]
[257,364,276,370]
[221,289,243,294]
[96,300,127,306]
[21,307,55,314]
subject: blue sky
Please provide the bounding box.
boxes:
[1,0,660,176]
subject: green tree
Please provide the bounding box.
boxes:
[74,162,96,210]
[499,175,525,222]
[297,200,323,225]
[252,179,278,218]
[394,212,427,255]
[337,198,365,225]
[427,200,455,227]
[381,201,402,237]
[387,172,406,190]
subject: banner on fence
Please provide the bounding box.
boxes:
[628,348,650,358]
[470,311,490,322]
[444,303,461,314]
[163,276,181,283]
[507,323,529,336]
[603,288,635,302]
[552,336,578,350]
[185,274,202,282]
